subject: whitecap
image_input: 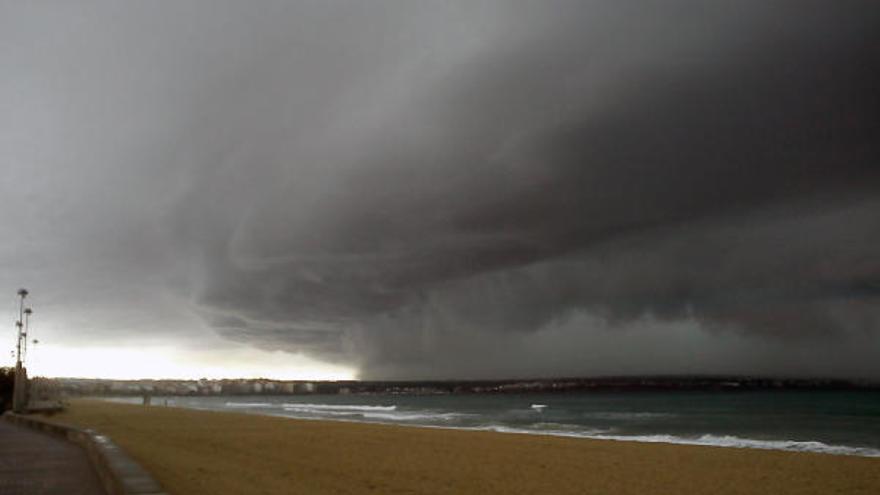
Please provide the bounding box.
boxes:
[361,411,468,421]
[224,402,273,408]
[281,403,396,412]
[465,425,880,457]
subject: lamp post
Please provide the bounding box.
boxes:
[22,308,32,362]
[13,288,28,413]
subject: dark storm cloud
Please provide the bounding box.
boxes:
[184,2,880,374]
[3,1,879,377]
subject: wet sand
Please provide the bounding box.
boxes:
[49,399,880,495]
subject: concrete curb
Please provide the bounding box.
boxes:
[3,412,167,495]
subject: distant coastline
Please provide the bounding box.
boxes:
[42,375,880,397]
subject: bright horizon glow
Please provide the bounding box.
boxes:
[20,343,356,381]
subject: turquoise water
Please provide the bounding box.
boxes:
[111,390,880,457]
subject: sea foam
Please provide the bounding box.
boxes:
[210,398,880,458]
[281,403,396,412]
[473,425,880,457]
[279,403,466,422]
[224,402,274,408]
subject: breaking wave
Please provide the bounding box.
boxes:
[473,425,880,457]
[359,411,468,422]
[201,399,880,458]
[279,403,466,422]
[224,402,273,408]
[281,403,396,412]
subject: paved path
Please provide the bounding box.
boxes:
[0,419,105,495]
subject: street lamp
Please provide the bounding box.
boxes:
[15,289,27,364]
[22,308,32,362]
[13,289,29,413]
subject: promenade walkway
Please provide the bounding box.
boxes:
[0,419,104,495]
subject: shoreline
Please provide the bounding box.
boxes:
[235,409,880,458]
[46,399,880,495]
[102,396,880,458]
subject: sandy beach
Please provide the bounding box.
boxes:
[44,399,880,495]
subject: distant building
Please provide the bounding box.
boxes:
[294,382,316,394]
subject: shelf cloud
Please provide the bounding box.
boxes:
[3,1,878,378]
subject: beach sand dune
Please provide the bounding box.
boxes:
[50,400,880,495]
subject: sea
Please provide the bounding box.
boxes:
[106,390,880,457]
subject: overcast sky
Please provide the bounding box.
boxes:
[2,1,878,380]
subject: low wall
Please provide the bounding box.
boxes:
[3,412,167,495]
